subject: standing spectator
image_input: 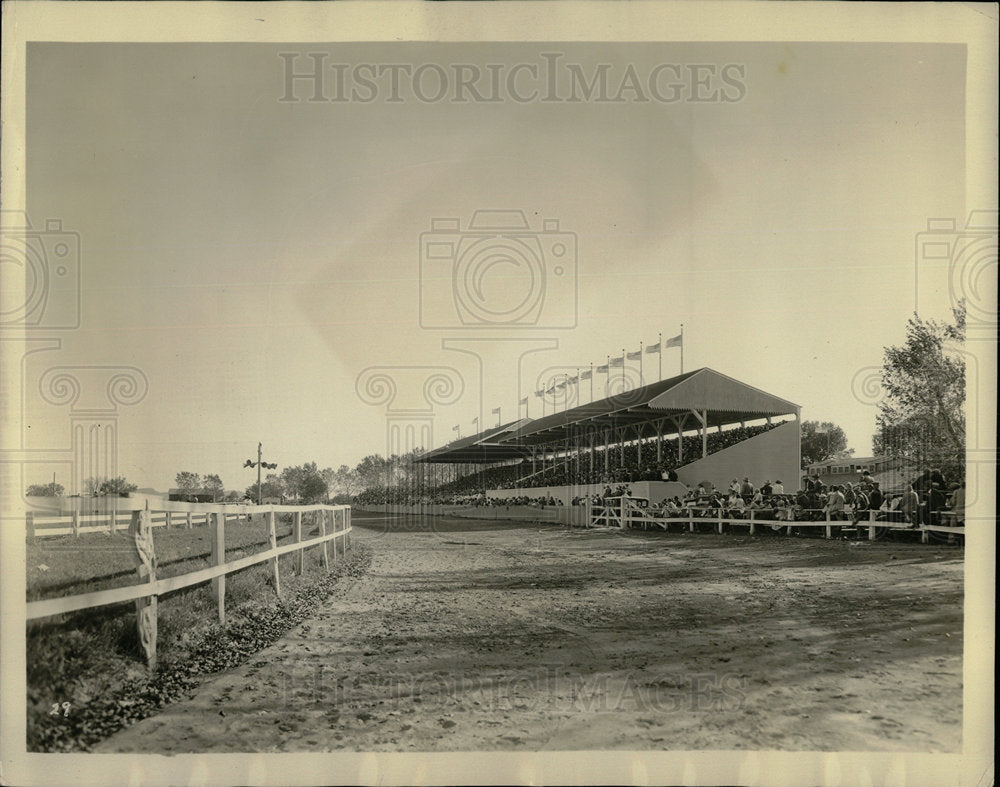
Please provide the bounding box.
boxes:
[761,480,773,497]
[948,481,965,525]
[899,483,921,527]
[927,482,947,526]
[867,481,883,512]
[851,485,870,526]
[740,477,755,502]
[825,485,846,520]
[772,479,785,495]
[729,478,741,496]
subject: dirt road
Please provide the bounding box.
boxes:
[95,512,963,753]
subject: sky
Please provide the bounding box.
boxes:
[18,41,967,494]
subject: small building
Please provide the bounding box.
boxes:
[168,487,223,503]
[804,456,916,493]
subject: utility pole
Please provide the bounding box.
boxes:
[244,443,278,504]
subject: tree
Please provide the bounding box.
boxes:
[246,473,284,503]
[203,473,225,499]
[281,462,328,503]
[88,476,138,496]
[175,471,202,493]
[332,464,362,497]
[873,303,965,478]
[800,420,852,467]
[26,482,64,497]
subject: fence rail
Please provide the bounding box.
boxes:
[26,501,352,670]
[590,497,965,542]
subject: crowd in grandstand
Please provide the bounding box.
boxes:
[424,422,779,498]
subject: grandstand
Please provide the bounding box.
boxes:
[403,367,801,504]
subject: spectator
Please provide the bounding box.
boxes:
[948,481,965,525]
[867,481,883,511]
[899,483,921,527]
[825,485,846,520]
[772,479,784,495]
[761,480,773,496]
[740,477,755,502]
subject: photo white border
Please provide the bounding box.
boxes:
[1,2,995,785]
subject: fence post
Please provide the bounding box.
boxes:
[165,511,172,530]
[268,509,281,596]
[749,509,755,536]
[293,511,304,576]
[785,508,793,536]
[72,510,80,538]
[210,511,226,624]
[825,509,832,540]
[320,509,330,572]
[688,507,695,533]
[868,510,876,541]
[185,512,192,529]
[345,508,351,551]
[109,510,118,535]
[717,508,724,535]
[26,511,35,541]
[129,508,158,670]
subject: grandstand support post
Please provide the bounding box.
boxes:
[868,510,876,541]
[749,510,755,535]
[825,509,832,539]
[702,410,708,457]
[604,430,611,472]
[655,422,663,463]
[620,496,627,529]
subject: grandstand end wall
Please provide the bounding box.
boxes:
[674,419,800,492]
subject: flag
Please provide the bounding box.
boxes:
[597,364,609,374]
[609,356,625,368]
[664,333,683,348]
[472,417,479,428]
[491,407,501,415]
[580,369,592,380]
[627,349,642,361]
[568,375,578,385]
[519,396,528,405]
[534,390,544,398]
[645,341,661,354]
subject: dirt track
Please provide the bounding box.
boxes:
[95,511,963,753]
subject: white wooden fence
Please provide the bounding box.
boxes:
[590,497,965,543]
[26,500,352,670]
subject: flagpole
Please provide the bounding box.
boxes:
[606,355,610,397]
[590,363,594,403]
[680,323,684,374]
[639,341,643,383]
[658,332,662,381]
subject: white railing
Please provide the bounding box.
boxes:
[588,497,965,542]
[26,500,352,670]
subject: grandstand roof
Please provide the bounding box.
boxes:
[422,368,799,463]
[418,419,534,464]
